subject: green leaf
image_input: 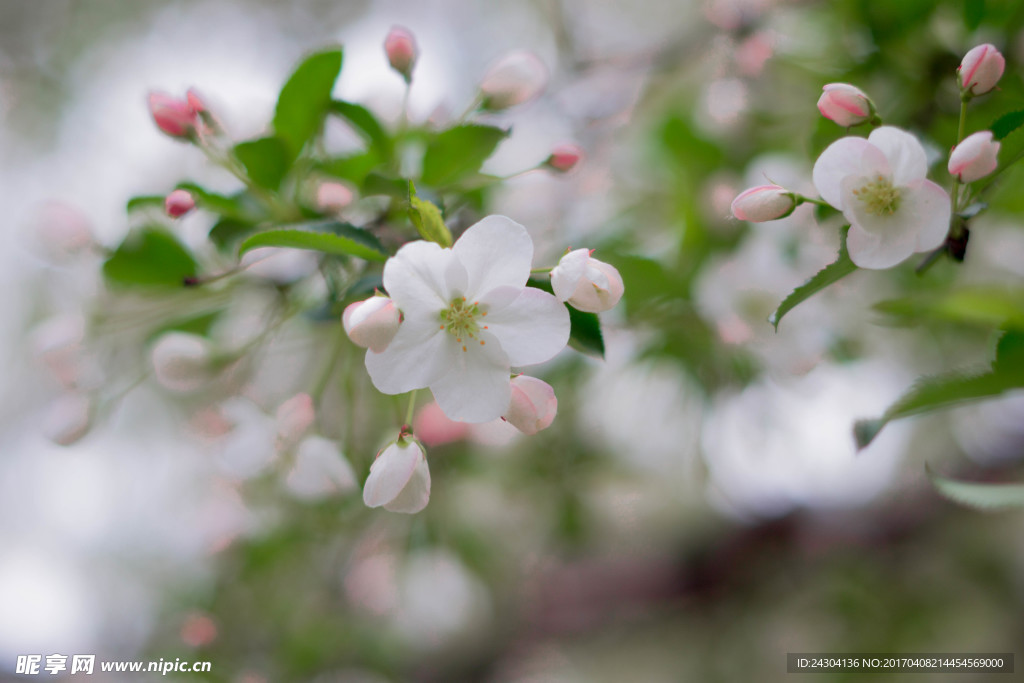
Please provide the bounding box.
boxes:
[175,182,260,221]
[273,49,343,159]
[873,288,1024,330]
[330,100,391,159]
[927,466,1024,511]
[964,0,985,30]
[234,137,290,190]
[209,218,255,251]
[421,124,509,187]
[990,109,1024,141]
[362,173,408,198]
[103,227,197,288]
[320,152,381,186]
[769,226,857,330]
[126,195,165,212]
[408,181,452,247]
[238,224,387,262]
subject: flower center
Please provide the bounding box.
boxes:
[439,297,489,352]
[852,174,901,216]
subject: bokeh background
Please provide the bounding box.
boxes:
[2,0,1024,681]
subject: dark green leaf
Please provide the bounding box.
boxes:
[209,218,256,251]
[126,195,165,212]
[103,227,197,288]
[567,307,605,358]
[238,225,387,262]
[330,100,391,159]
[964,0,985,30]
[928,466,1024,510]
[770,226,857,330]
[990,109,1024,141]
[273,49,343,159]
[234,137,290,190]
[421,124,509,187]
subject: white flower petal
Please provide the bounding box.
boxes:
[906,179,951,251]
[812,137,888,209]
[365,315,457,394]
[867,126,927,186]
[363,441,420,508]
[550,248,589,301]
[429,332,512,423]
[846,223,916,269]
[383,241,467,313]
[383,454,431,513]
[484,287,570,367]
[452,215,533,299]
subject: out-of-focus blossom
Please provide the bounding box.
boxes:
[150,332,218,394]
[164,189,195,218]
[275,393,315,452]
[285,436,357,500]
[730,184,795,222]
[948,131,1000,182]
[959,43,1005,95]
[343,295,401,353]
[148,92,198,139]
[413,401,469,446]
[817,83,873,127]
[480,51,547,110]
[550,248,624,313]
[315,181,354,213]
[504,375,557,435]
[362,439,431,514]
[31,202,94,261]
[180,612,218,648]
[812,126,950,269]
[384,26,417,81]
[545,144,584,173]
[240,247,319,284]
[217,399,278,479]
[30,313,88,388]
[42,393,93,446]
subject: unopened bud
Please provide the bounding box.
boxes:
[550,248,625,313]
[43,393,93,446]
[546,143,584,173]
[363,439,431,514]
[343,296,401,353]
[730,184,796,222]
[480,50,547,110]
[384,26,418,82]
[817,83,873,127]
[148,92,197,139]
[315,181,354,213]
[276,392,315,452]
[959,43,1005,96]
[948,131,1000,183]
[503,375,557,435]
[165,189,195,218]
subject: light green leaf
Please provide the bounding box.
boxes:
[234,137,290,190]
[408,181,452,247]
[330,100,391,159]
[927,466,1024,511]
[238,224,387,262]
[769,226,857,330]
[320,152,380,186]
[273,49,343,159]
[126,195,165,212]
[873,288,1024,330]
[103,227,197,288]
[421,124,509,187]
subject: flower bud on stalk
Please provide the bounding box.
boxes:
[148,92,198,139]
[959,43,1005,96]
[479,51,547,110]
[545,143,584,173]
[343,296,401,353]
[165,189,195,218]
[730,184,796,222]
[948,131,1000,182]
[362,438,431,513]
[384,26,418,82]
[503,375,557,435]
[550,249,625,313]
[817,83,874,127]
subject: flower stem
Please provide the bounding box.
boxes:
[796,195,831,208]
[530,266,554,274]
[404,388,419,428]
[311,324,346,405]
[949,97,970,237]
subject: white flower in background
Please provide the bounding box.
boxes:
[479,50,547,110]
[363,439,431,514]
[150,332,218,393]
[550,248,624,313]
[503,375,557,435]
[812,126,950,269]
[42,393,94,446]
[285,436,357,500]
[275,392,315,453]
[343,295,401,353]
[366,216,570,423]
[948,131,1000,183]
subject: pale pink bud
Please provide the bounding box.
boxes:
[817,83,872,127]
[343,296,400,353]
[730,184,796,222]
[315,181,354,213]
[148,92,197,138]
[413,401,470,446]
[384,26,417,81]
[151,332,216,393]
[480,51,547,110]
[180,612,218,648]
[285,435,356,500]
[546,143,584,173]
[363,439,431,514]
[275,392,315,452]
[165,189,195,218]
[948,131,1000,182]
[550,248,625,313]
[959,43,1005,95]
[503,376,557,435]
[42,393,93,446]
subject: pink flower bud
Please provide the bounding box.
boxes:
[413,401,470,446]
[363,439,431,514]
[186,89,206,114]
[817,83,872,127]
[503,376,557,435]
[165,189,195,218]
[959,43,1005,95]
[730,184,796,222]
[546,143,584,173]
[550,248,625,313]
[948,130,1000,182]
[315,181,354,213]
[343,296,401,353]
[148,92,197,138]
[384,26,417,81]
[480,51,547,110]
[275,392,315,452]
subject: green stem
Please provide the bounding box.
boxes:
[949,97,970,235]
[311,324,346,404]
[404,388,419,428]
[797,195,831,208]
[456,93,483,122]
[530,266,554,274]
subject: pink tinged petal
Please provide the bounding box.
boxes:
[382,241,467,314]
[429,331,512,423]
[276,393,315,451]
[452,215,534,299]
[363,441,420,508]
[483,287,570,367]
[817,83,871,127]
[730,185,795,222]
[504,375,558,435]
[413,402,470,446]
[948,131,999,182]
[568,259,625,313]
[960,44,1005,95]
[812,137,888,209]
[867,126,928,186]
[384,453,431,513]
[365,315,458,394]
[550,248,589,302]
